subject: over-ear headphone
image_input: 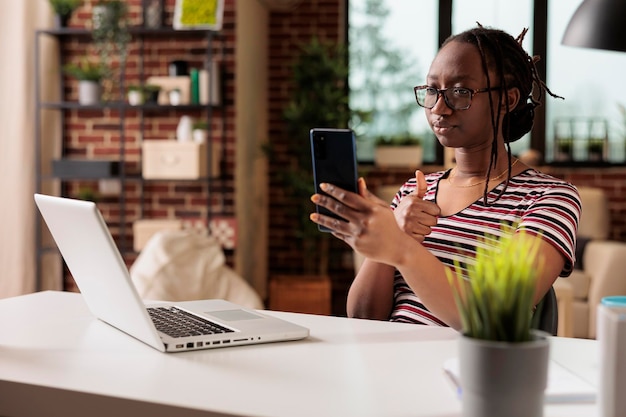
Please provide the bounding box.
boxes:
[503,102,535,143]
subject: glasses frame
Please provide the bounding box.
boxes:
[413,85,502,110]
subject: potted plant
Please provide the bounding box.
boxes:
[279,37,352,277]
[168,87,182,105]
[587,138,605,161]
[48,0,82,27]
[192,120,209,143]
[555,137,573,161]
[127,85,144,105]
[446,227,550,417]
[143,84,161,104]
[374,134,423,168]
[63,59,105,105]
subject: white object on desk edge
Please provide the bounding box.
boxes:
[443,357,596,404]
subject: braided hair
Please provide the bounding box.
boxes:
[442,24,563,204]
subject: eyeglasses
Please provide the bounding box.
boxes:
[413,85,501,110]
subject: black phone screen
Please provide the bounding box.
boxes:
[310,128,358,232]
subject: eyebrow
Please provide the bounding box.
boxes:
[426,74,480,85]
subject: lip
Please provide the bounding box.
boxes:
[432,120,454,135]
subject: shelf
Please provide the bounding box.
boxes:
[40,101,218,111]
[37,27,219,38]
[34,18,226,292]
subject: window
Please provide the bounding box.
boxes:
[452,0,533,158]
[349,0,626,165]
[546,0,626,163]
[348,0,439,163]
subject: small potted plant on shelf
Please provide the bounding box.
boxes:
[168,87,182,105]
[555,137,573,162]
[192,121,209,143]
[374,133,423,168]
[143,84,161,104]
[446,227,550,417]
[48,0,82,27]
[63,59,105,105]
[587,138,605,162]
[127,85,144,105]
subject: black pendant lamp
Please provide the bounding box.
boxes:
[562,0,626,53]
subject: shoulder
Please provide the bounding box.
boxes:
[510,169,581,205]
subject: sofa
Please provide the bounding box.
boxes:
[554,186,626,339]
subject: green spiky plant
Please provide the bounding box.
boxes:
[446,227,545,342]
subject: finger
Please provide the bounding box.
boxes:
[319,182,372,211]
[358,177,367,197]
[415,170,427,199]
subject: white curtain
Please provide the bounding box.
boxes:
[0,1,60,298]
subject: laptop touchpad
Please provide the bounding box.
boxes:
[207,309,263,321]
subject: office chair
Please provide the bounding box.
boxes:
[531,286,559,336]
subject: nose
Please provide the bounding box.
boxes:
[429,91,452,115]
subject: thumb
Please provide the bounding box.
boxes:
[415,170,427,199]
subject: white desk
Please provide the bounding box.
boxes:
[0,291,599,417]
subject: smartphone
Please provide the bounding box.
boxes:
[310,128,358,232]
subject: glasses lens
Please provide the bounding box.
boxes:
[416,87,438,108]
[444,88,472,110]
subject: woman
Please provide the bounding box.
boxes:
[309,25,581,330]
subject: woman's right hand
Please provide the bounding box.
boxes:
[393,170,441,242]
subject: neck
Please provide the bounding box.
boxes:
[452,144,511,179]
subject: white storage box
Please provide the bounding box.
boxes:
[133,219,183,252]
[142,140,219,179]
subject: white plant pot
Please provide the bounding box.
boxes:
[374,145,423,168]
[128,90,144,106]
[193,129,208,144]
[78,80,101,105]
[169,90,182,105]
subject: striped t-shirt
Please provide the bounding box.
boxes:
[388,168,581,326]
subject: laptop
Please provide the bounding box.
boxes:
[34,193,309,353]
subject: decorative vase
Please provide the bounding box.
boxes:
[78,80,101,105]
[176,116,193,142]
[374,145,423,168]
[458,330,550,417]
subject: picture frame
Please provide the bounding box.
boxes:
[173,0,224,31]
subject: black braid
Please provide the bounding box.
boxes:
[442,24,563,205]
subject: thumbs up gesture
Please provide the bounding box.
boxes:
[392,170,441,243]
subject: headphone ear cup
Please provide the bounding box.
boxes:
[503,103,535,143]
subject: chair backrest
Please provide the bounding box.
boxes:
[531,286,558,336]
[577,186,609,240]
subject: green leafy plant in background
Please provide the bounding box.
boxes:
[92,0,130,101]
[279,37,351,275]
[447,226,545,342]
[49,0,82,26]
[63,59,105,81]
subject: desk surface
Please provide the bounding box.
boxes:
[1,291,599,417]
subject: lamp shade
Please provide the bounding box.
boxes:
[562,0,626,53]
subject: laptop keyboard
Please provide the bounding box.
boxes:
[147,306,234,338]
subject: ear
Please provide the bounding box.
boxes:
[502,86,521,112]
